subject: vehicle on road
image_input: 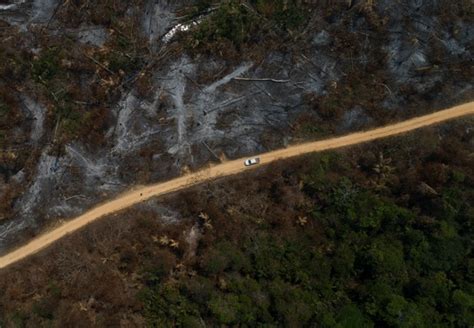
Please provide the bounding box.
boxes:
[244,157,260,166]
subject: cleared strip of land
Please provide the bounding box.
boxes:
[1,102,473,269]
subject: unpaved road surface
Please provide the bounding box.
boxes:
[0,102,473,269]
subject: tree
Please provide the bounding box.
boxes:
[337,304,374,328]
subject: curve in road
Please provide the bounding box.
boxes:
[0,101,473,269]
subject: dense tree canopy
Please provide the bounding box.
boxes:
[139,125,474,327]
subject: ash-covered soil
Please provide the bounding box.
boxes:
[0,0,472,251]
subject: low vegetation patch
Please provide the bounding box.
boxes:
[183,0,311,57]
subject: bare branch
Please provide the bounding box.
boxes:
[83,53,115,76]
[233,77,290,83]
[202,141,221,161]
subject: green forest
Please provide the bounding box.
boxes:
[140,128,474,327]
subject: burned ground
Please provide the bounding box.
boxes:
[0,1,472,258]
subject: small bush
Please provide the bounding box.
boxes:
[187,0,309,55]
[192,2,258,49]
[250,0,307,30]
[0,101,9,118]
[32,48,62,83]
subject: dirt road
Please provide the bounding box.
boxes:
[0,102,473,269]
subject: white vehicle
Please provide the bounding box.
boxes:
[244,157,260,166]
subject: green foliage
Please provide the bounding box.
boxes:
[140,147,473,327]
[143,265,170,286]
[0,100,9,119]
[250,0,307,30]
[299,122,330,138]
[201,241,250,275]
[208,294,239,324]
[141,284,202,327]
[453,289,474,306]
[192,0,214,15]
[192,1,257,48]
[451,169,465,183]
[10,311,27,328]
[441,187,465,221]
[189,0,308,53]
[337,304,374,328]
[452,289,474,323]
[384,295,425,327]
[31,282,61,321]
[303,153,342,193]
[32,48,62,83]
[142,234,333,326]
[107,50,143,74]
[48,91,83,137]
